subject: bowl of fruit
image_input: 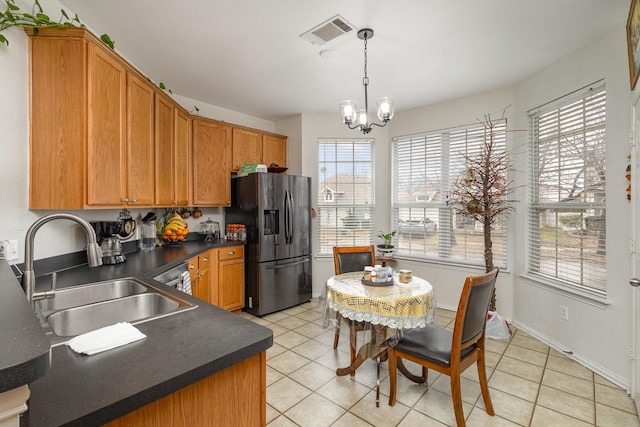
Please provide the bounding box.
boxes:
[157,210,189,245]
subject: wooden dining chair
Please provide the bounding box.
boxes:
[388,268,499,427]
[332,245,375,365]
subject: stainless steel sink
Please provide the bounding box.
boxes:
[36,279,147,313]
[34,277,197,346]
[47,293,180,337]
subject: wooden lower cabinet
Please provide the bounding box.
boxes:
[187,246,244,312]
[187,250,215,303]
[218,246,245,312]
[105,352,266,427]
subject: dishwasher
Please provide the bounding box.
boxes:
[153,263,192,294]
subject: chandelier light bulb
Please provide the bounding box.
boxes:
[340,100,357,125]
[377,97,395,121]
[357,109,368,126]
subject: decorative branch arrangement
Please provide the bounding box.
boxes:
[0,0,115,47]
[449,111,518,310]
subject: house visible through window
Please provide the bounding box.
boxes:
[527,82,607,296]
[317,138,375,255]
[392,120,507,267]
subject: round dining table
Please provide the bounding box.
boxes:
[323,271,435,406]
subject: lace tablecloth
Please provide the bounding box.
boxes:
[323,271,434,329]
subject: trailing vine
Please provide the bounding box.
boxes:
[0,0,114,48]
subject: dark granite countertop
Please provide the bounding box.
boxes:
[0,261,50,393]
[1,239,272,426]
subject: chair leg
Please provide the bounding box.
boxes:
[477,354,494,416]
[450,373,466,427]
[388,349,398,406]
[333,312,341,349]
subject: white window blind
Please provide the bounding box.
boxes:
[317,139,375,255]
[528,83,606,295]
[392,120,507,266]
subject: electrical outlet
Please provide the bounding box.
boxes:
[560,305,569,321]
[5,240,18,261]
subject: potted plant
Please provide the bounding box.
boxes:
[376,230,396,257]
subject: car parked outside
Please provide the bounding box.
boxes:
[399,218,438,238]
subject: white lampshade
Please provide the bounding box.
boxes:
[339,100,357,125]
[377,97,395,121]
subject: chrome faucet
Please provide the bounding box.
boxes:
[22,213,103,306]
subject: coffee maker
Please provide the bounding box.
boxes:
[91,221,127,264]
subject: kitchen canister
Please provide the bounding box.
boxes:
[399,269,412,283]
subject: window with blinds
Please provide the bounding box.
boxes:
[392,120,507,266]
[527,83,606,296]
[317,139,375,255]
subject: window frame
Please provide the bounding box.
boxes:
[316,138,375,256]
[526,82,607,298]
[391,119,508,268]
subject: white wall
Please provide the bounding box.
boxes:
[511,26,633,387]
[287,24,633,389]
[292,113,391,296]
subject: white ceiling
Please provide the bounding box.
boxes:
[59,0,630,122]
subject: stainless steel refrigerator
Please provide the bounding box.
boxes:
[225,173,312,316]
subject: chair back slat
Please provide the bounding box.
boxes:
[333,245,376,275]
[454,268,499,349]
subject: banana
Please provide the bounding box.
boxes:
[165,223,181,232]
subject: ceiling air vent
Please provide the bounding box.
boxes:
[300,15,355,46]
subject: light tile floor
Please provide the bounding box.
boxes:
[239,299,640,426]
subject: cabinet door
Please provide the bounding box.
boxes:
[262,134,287,168]
[218,246,245,311]
[174,109,191,206]
[192,119,232,206]
[154,94,175,206]
[126,73,155,206]
[28,33,86,209]
[86,43,127,206]
[232,128,262,171]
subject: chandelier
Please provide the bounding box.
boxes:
[339,28,394,134]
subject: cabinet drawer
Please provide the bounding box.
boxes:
[218,246,244,261]
[198,251,213,268]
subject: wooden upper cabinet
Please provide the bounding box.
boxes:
[174,108,191,205]
[28,27,158,209]
[155,92,190,206]
[28,29,87,209]
[232,128,262,171]
[192,118,232,206]
[262,134,287,168]
[86,43,127,206]
[126,73,155,206]
[27,28,289,210]
[154,94,175,206]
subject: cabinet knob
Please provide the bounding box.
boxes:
[189,264,196,269]
[131,198,137,203]
[228,251,235,255]
[203,257,208,262]
[122,198,129,203]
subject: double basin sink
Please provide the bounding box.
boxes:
[35,277,197,346]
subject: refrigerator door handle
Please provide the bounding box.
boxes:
[265,258,310,269]
[287,190,294,244]
[283,190,289,244]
